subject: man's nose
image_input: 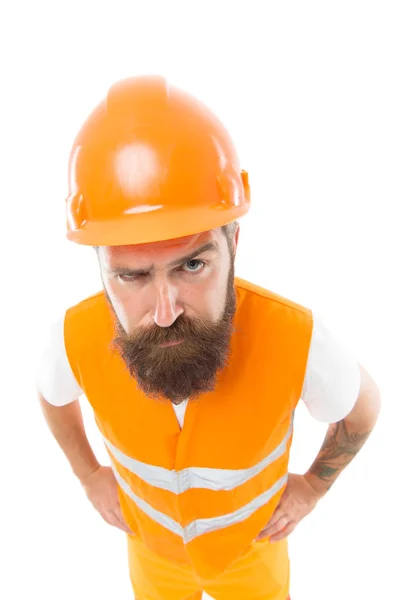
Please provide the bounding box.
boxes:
[152,280,184,327]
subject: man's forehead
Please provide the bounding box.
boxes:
[101,228,221,266]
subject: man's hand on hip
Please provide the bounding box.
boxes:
[81,465,133,535]
[256,473,320,543]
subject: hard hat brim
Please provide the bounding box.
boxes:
[67,202,250,246]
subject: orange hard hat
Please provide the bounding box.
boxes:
[66,75,250,246]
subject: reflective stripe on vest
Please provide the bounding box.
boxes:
[112,463,288,543]
[105,415,293,542]
[104,416,293,493]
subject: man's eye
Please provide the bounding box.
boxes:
[181,259,206,273]
[118,273,143,282]
[117,261,206,282]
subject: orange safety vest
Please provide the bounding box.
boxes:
[64,277,313,580]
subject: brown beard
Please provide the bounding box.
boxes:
[110,261,236,403]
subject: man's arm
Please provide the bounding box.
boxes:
[38,391,100,484]
[303,363,381,498]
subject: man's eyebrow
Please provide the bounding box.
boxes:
[108,241,220,275]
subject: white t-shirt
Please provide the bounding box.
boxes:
[36,311,361,427]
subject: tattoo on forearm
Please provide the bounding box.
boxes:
[308,419,371,489]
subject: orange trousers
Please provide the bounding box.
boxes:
[127,534,291,599]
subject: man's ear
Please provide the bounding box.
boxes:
[233,224,240,258]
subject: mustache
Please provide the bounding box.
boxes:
[115,314,218,346]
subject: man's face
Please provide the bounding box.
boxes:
[97,227,239,403]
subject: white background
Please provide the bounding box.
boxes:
[1,1,398,599]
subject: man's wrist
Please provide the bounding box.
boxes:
[303,471,330,500]
[74,460,101,485]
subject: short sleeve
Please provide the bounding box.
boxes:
[300,314,361,423]
[36,313,84,406]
